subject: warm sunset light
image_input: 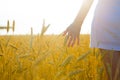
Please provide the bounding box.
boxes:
[1,0,118,80]
[0,0,97,35]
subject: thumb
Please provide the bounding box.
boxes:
[63,29,68,36]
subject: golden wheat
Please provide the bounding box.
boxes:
[0,35,108,80]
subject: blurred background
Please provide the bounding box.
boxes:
[0,0,97,35]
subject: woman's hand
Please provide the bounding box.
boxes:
[63,23,81,47]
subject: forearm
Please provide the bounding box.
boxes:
[73,0,94,29]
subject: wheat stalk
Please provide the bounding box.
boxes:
[60,55,73,67]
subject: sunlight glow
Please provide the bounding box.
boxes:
[0,0,97,35]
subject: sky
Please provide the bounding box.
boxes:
[0,0,98,35]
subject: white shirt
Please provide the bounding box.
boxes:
[91,0,120,51]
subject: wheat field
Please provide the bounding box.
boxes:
[0,34,108,80]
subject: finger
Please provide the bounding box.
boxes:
[77,36,80,45]
[63,31,67,36]
[63,29,68,36]
[71,36,76,47]
[64,34,70,45]
[68,35,73,47]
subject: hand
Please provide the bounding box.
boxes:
[63,23,80,47]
